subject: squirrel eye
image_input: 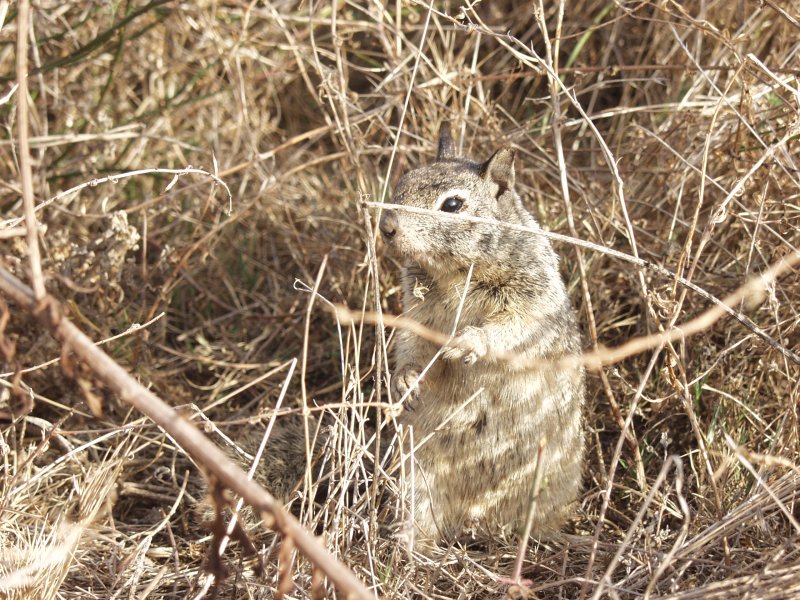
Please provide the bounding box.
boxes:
[440,196,464,213]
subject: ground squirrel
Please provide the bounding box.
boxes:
[379,125,585,551]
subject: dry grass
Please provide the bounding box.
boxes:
[1,1,799,598]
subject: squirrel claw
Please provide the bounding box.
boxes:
[391,369,422,403]
[442,326,488,364]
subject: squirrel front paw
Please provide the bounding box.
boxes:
[391,368,422,403]
[442,326,489,365]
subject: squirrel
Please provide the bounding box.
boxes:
[379,124,585,552]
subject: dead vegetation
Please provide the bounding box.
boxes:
[1,1,799,598]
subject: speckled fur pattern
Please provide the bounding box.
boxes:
[379,125,585,552]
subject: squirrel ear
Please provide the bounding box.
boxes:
[481,147,515,194]
[436,123,455,160]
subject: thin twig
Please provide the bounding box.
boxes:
[300,256,328,516]
[366,202,800,365]
[337,246,800,371]
[511,438,547,585]
[3,166,232,229]
[0,312,165,378]
[537,0,646,489]
[15,0,45,300]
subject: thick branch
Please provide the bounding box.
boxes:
[0,267,375,600]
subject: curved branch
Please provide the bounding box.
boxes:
[0,267,375,600]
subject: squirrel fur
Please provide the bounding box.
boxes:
[379,124,585,551]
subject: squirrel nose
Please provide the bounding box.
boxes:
[379,212,397,240]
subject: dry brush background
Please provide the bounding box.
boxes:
[1,1,799,598]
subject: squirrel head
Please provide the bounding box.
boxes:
[380,124,538,276]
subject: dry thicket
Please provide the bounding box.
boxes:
[1,1,799,598]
